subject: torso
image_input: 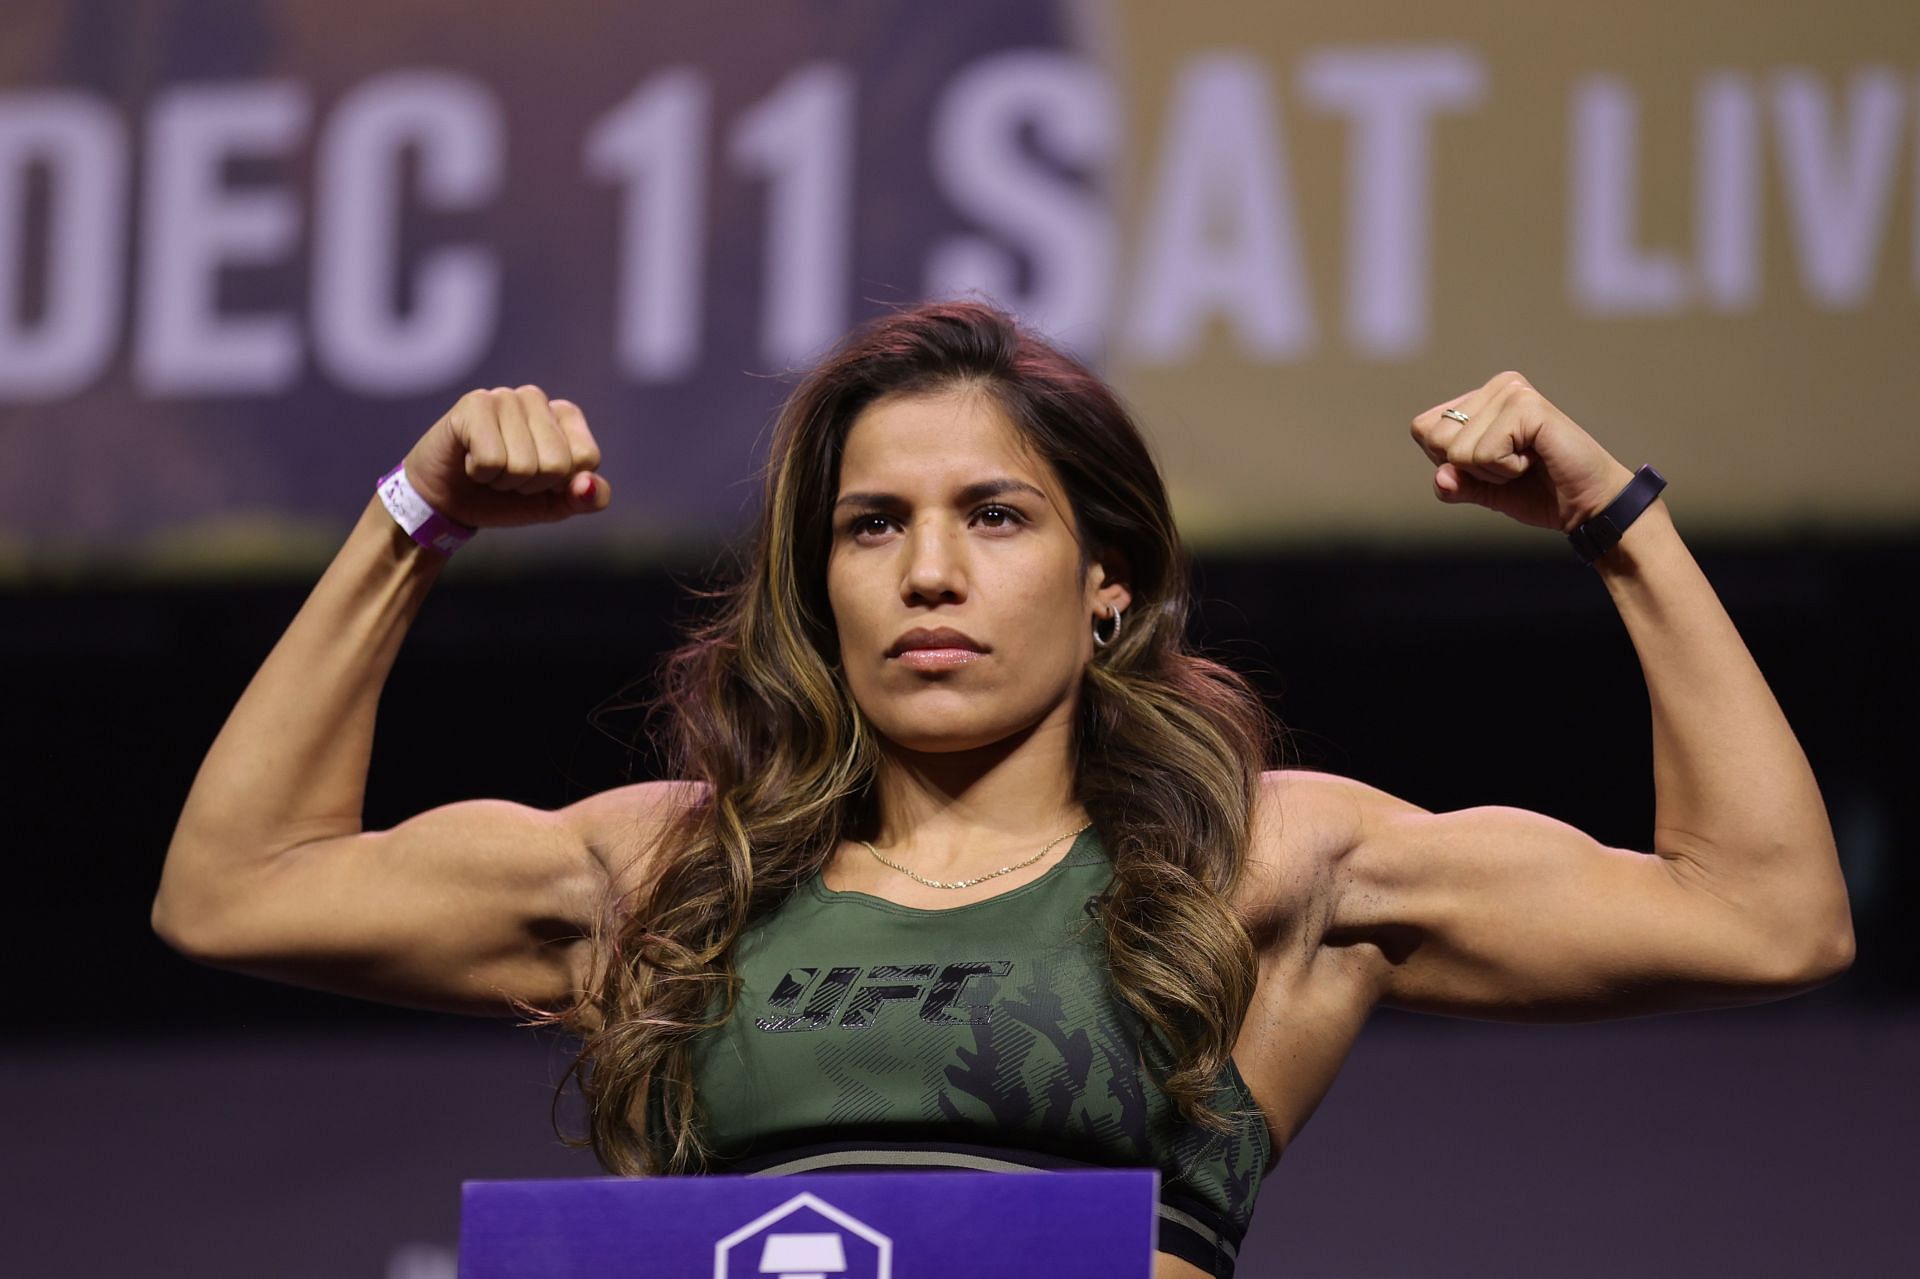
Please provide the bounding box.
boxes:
[602,771,1382,1279]
[812,772,1385,1277]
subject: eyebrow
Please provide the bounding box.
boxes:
[832,478,1048,511]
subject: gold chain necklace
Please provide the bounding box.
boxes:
[861,821,1093,891]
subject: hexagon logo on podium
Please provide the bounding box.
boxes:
[712,1192,892,1279]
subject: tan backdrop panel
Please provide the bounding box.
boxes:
[1094,1,1918,551]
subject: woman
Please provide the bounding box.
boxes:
[152,300,1854,1279]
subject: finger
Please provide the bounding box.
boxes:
[1412,369,1529,455]
[541,469,612,521]
[490,387,542,494]
[1411,386,1494,466]
[550,398,603,474]
[457,392,508,485]
[1450,416,1527,485]
[1464,441,1531,484]
[1459,459,1524,485]
[1440,379,1531,483]
[1434,462,1496,504]
[564,469,612,515]
[517,384,571,493]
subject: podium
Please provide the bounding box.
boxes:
[459,1168,1159,1277]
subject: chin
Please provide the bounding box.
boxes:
[873,721,1009,755]
[870,694,1071,755]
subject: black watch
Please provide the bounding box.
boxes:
[1567,465,1667,566]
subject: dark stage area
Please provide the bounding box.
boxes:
[3,531,1912,1278]
[6,530,1911,1034]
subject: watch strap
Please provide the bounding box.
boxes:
[1567,464,1667,566]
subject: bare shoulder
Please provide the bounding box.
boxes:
[557,777,711,903]
[1242,768,1424,952]
[1246,767,1381,877]
[548,778,710,1031]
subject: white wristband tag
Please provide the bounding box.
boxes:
[376,462,476,555]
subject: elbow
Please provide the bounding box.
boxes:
[151,841,242,960]
[150,879,232,962]
[1799,891,1859,982]
[1730,912,1855,996]
[1806,924,1856,983]
[1750,874,1858,988]
[1768,923,1855,991]
[150,892,203,957]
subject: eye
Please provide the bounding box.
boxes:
[975,504,1023,529]
[842,504,1027,542]
[846,513,896,540]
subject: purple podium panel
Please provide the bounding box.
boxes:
[459,1169,1158,1278]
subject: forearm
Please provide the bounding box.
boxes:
[155,495,447,930]
[1594,496,1852,958]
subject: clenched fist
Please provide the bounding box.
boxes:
[1411,371,1635,534]
[400,386,612,530]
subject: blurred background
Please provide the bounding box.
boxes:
[2,1,1913,1275]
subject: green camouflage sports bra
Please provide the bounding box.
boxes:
[678,824,1274,1276]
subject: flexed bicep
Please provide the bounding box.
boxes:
[1288,771,1849,1020]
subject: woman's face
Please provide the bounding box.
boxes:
[825,386,1130,754]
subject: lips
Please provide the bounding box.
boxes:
[887,626,987,658]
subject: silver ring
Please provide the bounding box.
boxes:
[1441,408,1471,423]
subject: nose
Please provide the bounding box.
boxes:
[901,518,968,604]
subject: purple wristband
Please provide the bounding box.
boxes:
[376,462,477,556]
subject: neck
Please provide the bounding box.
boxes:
[864,711,1086,868]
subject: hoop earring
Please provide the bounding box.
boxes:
[1092,604,1123,649]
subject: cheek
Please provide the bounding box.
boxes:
[825,560,861,627]
[826,560,892,671]
[997,579,1091,671]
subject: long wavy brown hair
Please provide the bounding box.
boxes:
[531,298,1290,1177]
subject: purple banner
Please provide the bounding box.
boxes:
[0,0,1076,574]
[459,1169,1157,1278]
